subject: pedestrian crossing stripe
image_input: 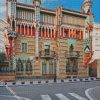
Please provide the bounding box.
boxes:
[41,93,87,100]
[41,95,52,100]
[55,94,70,100]
[68,93,87,100]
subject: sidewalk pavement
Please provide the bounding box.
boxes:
[0,77,100,86]
[85,86,100,100]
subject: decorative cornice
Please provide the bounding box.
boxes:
[61,23,85,30]
[62,8,87,18]
[16,2,34,10]
[40,7,55,15]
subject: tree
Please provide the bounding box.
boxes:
[0,52,7,61]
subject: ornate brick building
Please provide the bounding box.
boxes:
[5,0,93,79]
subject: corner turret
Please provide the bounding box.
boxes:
[81,0,92,14]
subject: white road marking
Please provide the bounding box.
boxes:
[55,94,70,100]
[0,95,15,97]
[6,85,16,95]
[85,86,100,100]
[85,88,94,100]
[41,95,52,100]
[68,93,87,100]
[21,96,32,100]
[0,80,5,86]
[5,85,31,100]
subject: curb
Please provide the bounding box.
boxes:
[85,88,94,100]
[0,77,100,86]
[85,86,100,100]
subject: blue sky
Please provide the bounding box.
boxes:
[0,0,100,23]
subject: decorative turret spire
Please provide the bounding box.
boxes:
[6,0,17,31]
[81,0,93,32]
[84,0,91,3]
[34,0,41,22]
[81,0,92,14]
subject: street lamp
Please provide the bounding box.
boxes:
[54,53,57,82]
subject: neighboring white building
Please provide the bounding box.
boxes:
[92,23,100,60]
[92,23,100,78]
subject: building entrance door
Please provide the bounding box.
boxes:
[66,59,78,75]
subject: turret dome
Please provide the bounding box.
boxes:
[84,0,91,3]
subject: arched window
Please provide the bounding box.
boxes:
[46,28,48,37]
[39,27,41,36]
[29,26,31,35]
[12,20,15,31]
[22,25,24,34]
[49,28,51,37]
[42,27,45,37]
[16,58,24,71]
[64,29,68,37]
[76,30,79,39]
[26,59,32,71]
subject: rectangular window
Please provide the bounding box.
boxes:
[42,63,46,74]
[49,63,54,74]
[22,43,27,52]
[49,16,52,24]
[40,15,43,22]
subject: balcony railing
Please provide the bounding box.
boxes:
[65,51,79,59]
[40,50,55,59]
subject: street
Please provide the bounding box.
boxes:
[0,80,100,100]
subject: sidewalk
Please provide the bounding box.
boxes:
[85,86,100,100]
[0,77,100,86]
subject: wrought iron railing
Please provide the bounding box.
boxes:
[40,50,55,59]
[65,51,79,59]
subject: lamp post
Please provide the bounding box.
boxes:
[54,53,57,82]
[35,22,40,60]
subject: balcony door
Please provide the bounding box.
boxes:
[49,62,54,75]
[42,62,47,75]
[44,45,50,55]
[42,60,54,76]
[16,59,24,73]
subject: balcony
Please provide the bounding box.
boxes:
[65,51,79,59]
[40,50,55,59]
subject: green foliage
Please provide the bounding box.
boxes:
[0,52,7,61]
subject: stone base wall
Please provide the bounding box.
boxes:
[0,74,15,81]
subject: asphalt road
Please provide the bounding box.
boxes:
[0,81,100,100]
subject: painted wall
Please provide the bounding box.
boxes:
[92,23,100,60]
